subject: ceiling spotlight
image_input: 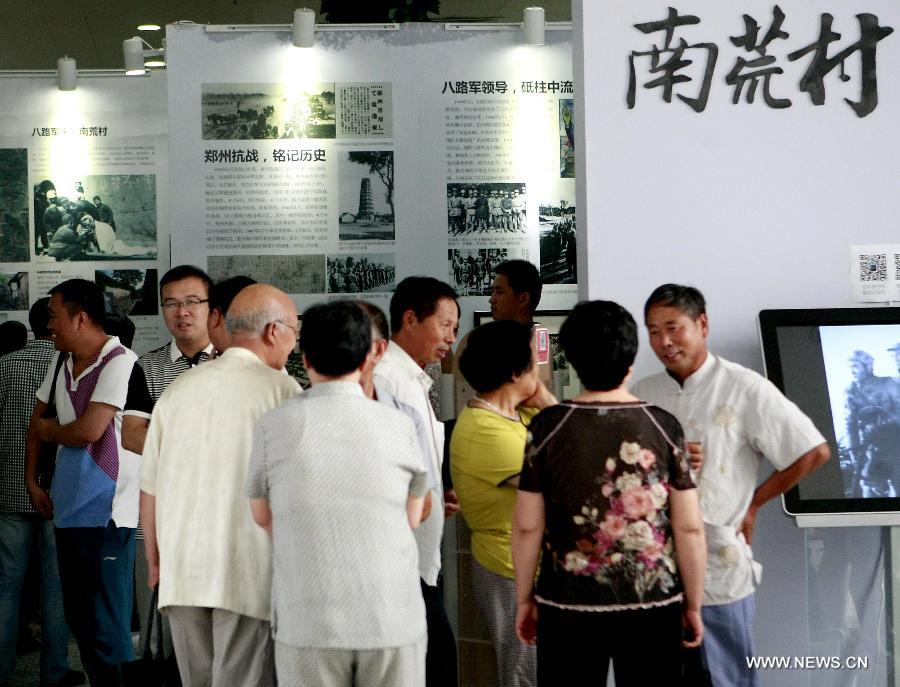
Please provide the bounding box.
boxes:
[137,24,161,31]
[523,6,545,46]
[57,56,76,91]
[123,36,166,74]
[123,37,146,74]
[292,8,316,48]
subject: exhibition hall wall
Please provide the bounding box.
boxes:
[1,8,896,684]
[576,1,900,685]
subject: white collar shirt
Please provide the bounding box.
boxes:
[374,340,445,585]
[632,353,825,604]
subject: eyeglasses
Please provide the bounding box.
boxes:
[272,320,300,340]
[162,298,209,312]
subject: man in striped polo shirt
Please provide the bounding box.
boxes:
[122,266,214,453]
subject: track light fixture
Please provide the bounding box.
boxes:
[523,7,546,46]
[293,8,316,48]
[123,36,166,75]
[57,56,77,91]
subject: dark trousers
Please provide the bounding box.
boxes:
[56,523,136,686]
[536,602,683,687]
[420,577,458,687]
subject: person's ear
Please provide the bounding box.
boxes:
[402,308,417,330]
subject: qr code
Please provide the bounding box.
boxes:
[859,254,887,282]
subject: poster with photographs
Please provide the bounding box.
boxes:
[34,174,157,261]
[539,188,576,285]
[207,254,326,294]
[202,83,337,140]
[327,254,395,294]
[0,272,28,310]
[0,149,29,263]
[338,151,394,241]
[446,183,526,238]
[94,269,159,317]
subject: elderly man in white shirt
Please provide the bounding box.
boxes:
[140,284,301,687]
[374,276,460,687]
[632,283,829,687]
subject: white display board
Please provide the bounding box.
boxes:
[575,3,899,684]
[166,23,576,338]
[0,72,170,353]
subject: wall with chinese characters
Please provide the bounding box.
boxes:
[0,73,170,353]
[575,1,899,684]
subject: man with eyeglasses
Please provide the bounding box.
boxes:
[120,266,215,672]
[140,284,301,687]
[122,265,214,454]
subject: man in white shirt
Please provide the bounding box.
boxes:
[140,284,301,687]
[375,276,459,687]
[632,283,829,687]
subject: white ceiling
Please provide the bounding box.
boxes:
[0,0,572,70]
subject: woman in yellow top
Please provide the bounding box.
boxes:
[451,321,556,687]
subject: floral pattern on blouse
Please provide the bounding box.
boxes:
[560,440,678,602]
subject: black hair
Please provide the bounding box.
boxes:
[0,321,28,356]
[495,260,542,314]
[208,275,257,315]
[300,301,372,377]
[459,320,533,393]
[644,283,706,322]
[560,300,638,391]
[357,301,389,342]
[160,265,213,297]
[104,311,136,348]
[389,276,458,334]
[49,278,105,326]
[29,297,51,338]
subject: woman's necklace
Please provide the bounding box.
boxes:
[472,396,521,422]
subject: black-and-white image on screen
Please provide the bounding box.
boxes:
[760,308,900,523]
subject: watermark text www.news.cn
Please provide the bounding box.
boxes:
[747,656,869,670]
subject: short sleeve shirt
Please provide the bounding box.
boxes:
[36,336,140,528]
[450,406,538,578]
[519,401,694,611]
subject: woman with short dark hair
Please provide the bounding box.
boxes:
[451,321,556,687]
[512,300,706,686]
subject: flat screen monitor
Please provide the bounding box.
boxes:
[758,307,900,527]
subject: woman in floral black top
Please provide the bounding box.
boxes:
[512,300,706,686]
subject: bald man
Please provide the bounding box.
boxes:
[140,285,301,687]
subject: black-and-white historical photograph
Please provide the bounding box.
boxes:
[448,248,508,297]
[0,272,28,311]
[821,325,900,498]
[446,183,526,237]
[338,151,394,241]
[202,83,336,140]
[539,196,576,285]
[34,175,157,261]
[0,149,28,263]
[559,98,575,178]
[95,269,159,317]
[327,254,395,294]
[208,254,326,295]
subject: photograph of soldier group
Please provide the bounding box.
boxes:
[448,248,508,296]
[842,345,900,497]
[446,183,526,236]
[326,255,395,294]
